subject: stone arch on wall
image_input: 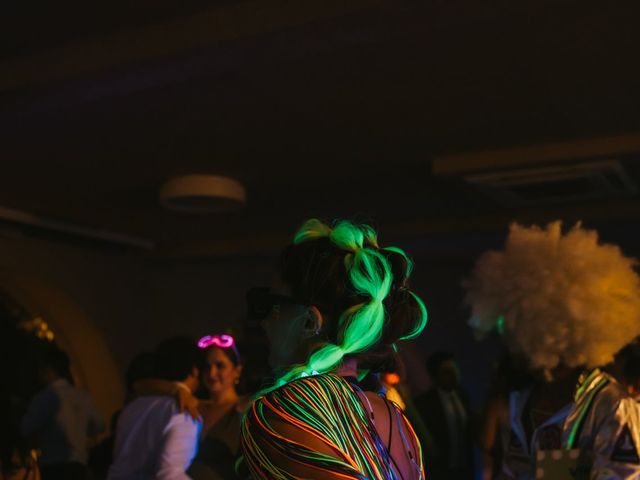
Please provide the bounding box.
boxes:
[0,273,124,424]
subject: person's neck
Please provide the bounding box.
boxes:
[209,388,239,406]
[336,357,358,378]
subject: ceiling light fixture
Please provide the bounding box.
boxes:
[159,174,246,213]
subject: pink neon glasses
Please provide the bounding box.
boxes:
[198,334,235,349]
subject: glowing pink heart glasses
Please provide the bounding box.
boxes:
[198,334,235,349]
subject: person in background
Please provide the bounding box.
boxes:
[20,346,104,480]
[478,351,532,480]
[88,351,157,480]
[464,221,640,479]
[1,384,40,480]
[413,351,475,480]
[187,334,249,480]
[622,345,640,401]
[133,335,249,479]
[107,336,202,480]
[381,371,406,410]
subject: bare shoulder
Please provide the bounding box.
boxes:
[357,390,398,426]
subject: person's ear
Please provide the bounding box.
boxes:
[302,305,324,338]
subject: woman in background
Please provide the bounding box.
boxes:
[187,334,248,480]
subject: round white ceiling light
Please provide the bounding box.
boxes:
[159,174,246,213]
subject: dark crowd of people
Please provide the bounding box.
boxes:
[2,218,640,480]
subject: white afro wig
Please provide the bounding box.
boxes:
[464,221,640,371]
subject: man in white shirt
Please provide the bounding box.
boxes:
[108,336,203,480]
[21,347,104,480]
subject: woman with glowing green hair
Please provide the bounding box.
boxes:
[241,218,428,479]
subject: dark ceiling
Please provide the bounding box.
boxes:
[1,0,639,254]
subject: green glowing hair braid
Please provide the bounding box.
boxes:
[271,219,427,390]
[384,246,428,341]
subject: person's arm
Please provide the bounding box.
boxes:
[479,396,505,480]
[134,379,200,420]
[156,414,201,480]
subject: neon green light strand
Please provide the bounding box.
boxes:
[383,245,427,340]
[400,291,428,340]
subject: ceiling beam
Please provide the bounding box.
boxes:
[0,205,154,250]
[433,132,640,174]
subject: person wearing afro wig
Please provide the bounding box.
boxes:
[465,221,640,480]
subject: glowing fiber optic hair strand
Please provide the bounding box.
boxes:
[293,218,334,244]
[240,373,424,479]
[399,290,428,340]
[273,218,428,389]
[339,246,391,353]
[383,245,428,340]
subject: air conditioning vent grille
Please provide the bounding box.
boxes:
[464,159,637,206]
